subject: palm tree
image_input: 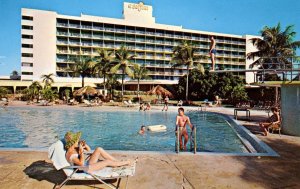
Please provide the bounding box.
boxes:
[11,70,19,76]
[172,40,205,101]
[106,74,121,99]
[41,73,54,88]
[68,54,95,87]
[132,64,150,100]
[29,81,42,101]
[94,48,114,91]
[111,45,136,99]
[247,23,300,69]
[0,87,9,98]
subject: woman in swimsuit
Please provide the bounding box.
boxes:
[64,131,135,173]
[259,107,280,136]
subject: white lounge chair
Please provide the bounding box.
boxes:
[83,100,92,107]
[48,140,136,189]
[123,101,134,107]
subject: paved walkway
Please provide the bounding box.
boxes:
[1,105,300,189]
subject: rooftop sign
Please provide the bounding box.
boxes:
[127,2,148,11]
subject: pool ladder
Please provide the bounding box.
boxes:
[175,125,197,154]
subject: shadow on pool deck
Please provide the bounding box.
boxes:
[232,136,300,189]
[23,160,117,188]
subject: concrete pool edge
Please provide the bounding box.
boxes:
[216,112,279,157]
[0,147,279,157]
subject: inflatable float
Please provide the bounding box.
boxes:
[147,125,167,132]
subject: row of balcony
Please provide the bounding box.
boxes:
[56,24,246,44]
[57,41,246,54]
[57,38,246,52]
[56,49,245,59]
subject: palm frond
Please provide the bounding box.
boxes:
[110,63,121,73]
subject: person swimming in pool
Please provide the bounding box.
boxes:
[175,108,193,150]
[209,36,216,71]
[139,125,146,135]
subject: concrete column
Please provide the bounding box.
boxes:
[281,84,300,136]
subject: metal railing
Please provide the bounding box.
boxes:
[175,125,197,154]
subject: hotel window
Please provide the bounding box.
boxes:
[22,72,33,75]
[22,44,33,48]
[22,25,33,30]
[22,53,33,57]
[22,62,33,67]
[22,34,33,39]
[22,16,33,20]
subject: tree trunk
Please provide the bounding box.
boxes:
[185,66,189,101]
[82,76,85,88]
[137,78,140,104]
[103,74,106,91]
[121,69,125,100]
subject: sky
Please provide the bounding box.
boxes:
[0,0,299,75]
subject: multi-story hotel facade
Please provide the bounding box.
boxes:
[20,2,258,90]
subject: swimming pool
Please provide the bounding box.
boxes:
[0,107,274,154]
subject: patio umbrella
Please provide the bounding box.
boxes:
[73,86,98,96]
[147,85,174,98]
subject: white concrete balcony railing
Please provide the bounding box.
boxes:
[93,35,103,39]
[57,40,68,45]
[69,42,81,45]
[21,29,33,35]
[115,29,125,33]
[56,67,68,71]
[82,51,92,55]
[21,38,33,44]
[81,34,92,38]
[105,28,115,32]
[69,33,80,37]
[93,43,102,47]
[200,38,209,41]
[21,66,33,72]
[136,31,145,35]
[69,24,81,28]
[56,50,69,54]
[82,43,92,47]
[57,23,68,27]
[56,58,68,62]
[54,77,103,84]
[21,75,33,80]
[21,57,34,62]
[21,48,33,54]
[93,26,104,30]
[57,32,68,36]
[70,51,80,54]
[82,25,92,29]
[21,20,33,26]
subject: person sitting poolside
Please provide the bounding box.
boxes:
[138,125,146,135]
[64,131,136,173]
[144,103,151,111]
[139,103,144,111]
[259,107,280,136]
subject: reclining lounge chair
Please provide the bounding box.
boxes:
[48,140,137,189]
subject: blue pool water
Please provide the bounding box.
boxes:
[0,107,248,153]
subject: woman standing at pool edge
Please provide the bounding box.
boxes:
[64,131,135,173]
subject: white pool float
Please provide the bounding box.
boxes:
[147,125,167,132]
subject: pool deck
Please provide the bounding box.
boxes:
[1,102,300,188]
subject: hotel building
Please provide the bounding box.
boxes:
[20,2,258,91]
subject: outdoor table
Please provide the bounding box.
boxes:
[234,108,251,120]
